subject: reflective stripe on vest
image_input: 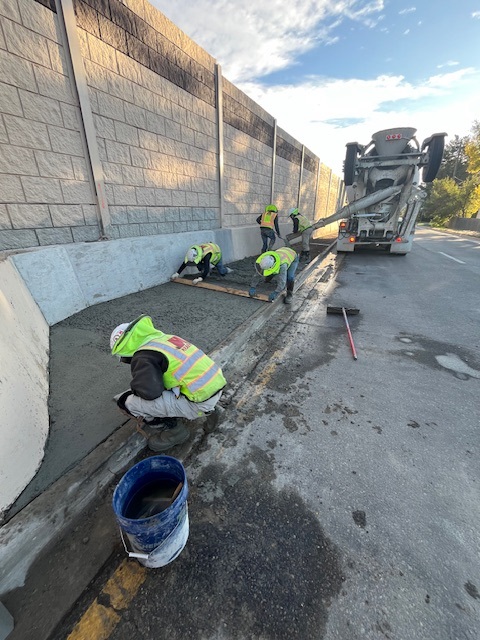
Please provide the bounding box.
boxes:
[296,213,313,232]
[260,212,276,229]
[200,242,221,266]
[139,337,226,402]
[276,247,297,266]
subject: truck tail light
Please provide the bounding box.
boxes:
[339,221,347,229]
[349,236,356,243]
[395,236,403,243]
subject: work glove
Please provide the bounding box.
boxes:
[248,287,256,297]
[170,272,180,280]
[193,277,203,284]
[268,291,279,303]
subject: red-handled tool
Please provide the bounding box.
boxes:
[326,306,360,360]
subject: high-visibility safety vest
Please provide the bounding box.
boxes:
[293,212,312,232]
[199,242,221,266]
[260,211,277,229]
[257,247,297,276]
[186,242,222,265]
[140,335,226,402]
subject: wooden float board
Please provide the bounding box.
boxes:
[174,277,270,301]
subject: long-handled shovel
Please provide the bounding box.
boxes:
[327,306,360,360]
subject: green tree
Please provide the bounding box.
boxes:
[465,120,480,176]
[420,178,461,224]
[457,177,480,217]
[438,135,469,182]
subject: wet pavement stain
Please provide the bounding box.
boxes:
[352,510,367,528]
[464,581,480,599]
[116,448,344,640]
[395,333,480,380]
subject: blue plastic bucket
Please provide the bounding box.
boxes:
[112,455,189,568]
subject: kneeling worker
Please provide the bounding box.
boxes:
[171,242,232,284]
[110,315,226,452]
[248,247,299,304]
[289,207,314,262]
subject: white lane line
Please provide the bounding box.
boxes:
[438,251,465,264]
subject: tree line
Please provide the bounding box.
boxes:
[420,121,480,225]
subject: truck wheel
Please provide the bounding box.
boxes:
[422,135,445,183]
[343,144,358,186]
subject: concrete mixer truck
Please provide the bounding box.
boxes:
[316,127,446,255]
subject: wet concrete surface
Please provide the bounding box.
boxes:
[7,240,331,518]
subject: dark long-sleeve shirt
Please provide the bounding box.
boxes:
[177,253,213,279]
[124,350,169,400]
[256,214,280,235]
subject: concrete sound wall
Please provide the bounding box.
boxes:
[0,0,343,515]
[1,0,342,251]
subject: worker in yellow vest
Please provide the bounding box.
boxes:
[171,242,233,284]
[289,207,314,262]
[256,204,280,253]
[248,247,299,304]
[110,315,226,452]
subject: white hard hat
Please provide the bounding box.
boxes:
[110,323,129,351]
[260,255,275,271]
[186,248,198,262]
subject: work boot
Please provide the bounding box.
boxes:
[284,280,294,305]
[147,421,190,452]
[203,405,224,434]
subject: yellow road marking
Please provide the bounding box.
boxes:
[67,559,146,640]
[235,348,284,411]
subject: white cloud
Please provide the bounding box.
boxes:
[472,11,480,18]
[436,61,459,69]
[399,7,416,14]
[152,0,386,82]
[150,0,480,177]
[239,68,480,175]
[403,29,410,35]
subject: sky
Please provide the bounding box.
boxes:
[151,0,480,176]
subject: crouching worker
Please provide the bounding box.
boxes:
[248,247,299,305]
[171,242,232,284]
[289,208,314,262]
[110,315,226,452]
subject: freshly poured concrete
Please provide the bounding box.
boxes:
[6,240,330,518]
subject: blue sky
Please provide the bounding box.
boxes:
[152,0,480,175]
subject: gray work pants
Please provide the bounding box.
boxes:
[125,389,223,421]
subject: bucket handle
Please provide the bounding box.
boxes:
[119,504,188,561]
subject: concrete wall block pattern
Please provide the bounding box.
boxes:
[121,164,144,185]
[72,224,101,242]
[113,120,139,145]
[2,18,51,68]
[0,203,11,228]
[8,203,51,228]
[19,89,62,125]
[49,203,85,227]
[0,82,22,116]
[127,206,148,223]
[48,125,84,156]
[0,228,39,249]
[112,183,137,204]
[35,150,75,179]
[33,65,76,104]
[124,102,147,129]
[105,138,131,163]
[36,226,74,245]
[0,143,38,175]
[21,175,63,203]
[4,114,51,150]
[60,180,95,205]
[0,49,36,90]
